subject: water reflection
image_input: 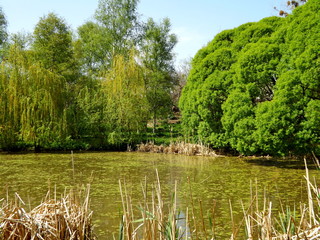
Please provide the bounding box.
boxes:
[244,157,318,169]
[0,152,317,239]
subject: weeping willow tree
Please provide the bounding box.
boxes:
[73,79,106,148]
[102,51,149,145]
[0,12,76,150]
[0,44,67,150]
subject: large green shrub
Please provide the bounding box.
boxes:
[180,0,320,156]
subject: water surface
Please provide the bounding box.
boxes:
[0,152,316,239]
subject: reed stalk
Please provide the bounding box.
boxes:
[198,200,207,239]
[118,160,320,240]
[0,185,94,240]
[238,158,320,240]
[187,176,199,240]
[119,171,219,240]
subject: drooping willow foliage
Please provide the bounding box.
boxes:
[0,45,67,149]
[0,45,151,150]
[102,51,149,144]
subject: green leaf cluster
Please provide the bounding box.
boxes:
[180,0,320,156]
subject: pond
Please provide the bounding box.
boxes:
[0,152,317,239]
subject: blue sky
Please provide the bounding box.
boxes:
[0,0,284,65]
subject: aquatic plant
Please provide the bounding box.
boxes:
[118,170,218,240]
[118,170,194,240]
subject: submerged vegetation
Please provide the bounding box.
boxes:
[2,164,320,239]
[0,152,319,239]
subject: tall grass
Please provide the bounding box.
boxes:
[237,158,320,240]
[118,170,184,240]
[118,159,320,240]
[118,171,218,240]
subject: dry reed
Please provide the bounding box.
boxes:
[0,186,95,240]
[118,170,192,240]
[119,157,320,240]
[239,158,320,240]
[137,141,218,156]
[118,172,219,240]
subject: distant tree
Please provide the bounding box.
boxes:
[221,88,257,154]
[180,17,283,148]
[0,6,8,59]
[140,17,177,133]
[172,59,191,106]
[102,50,149,144]
[0,44,68,150]
[32,13,77,82]
[95,0,140,55]
[77,0,141,75]
[0,7,7,45]
[10,32,32,50]
[76,21,108,74]
[180,0,320,156]
[255,70,305,155]
[179,28,237,145]
[74,0,179,146]
[32,13,82,146]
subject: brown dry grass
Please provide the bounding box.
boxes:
[0,186,95,240]
[137,141,218,156]
[238,158,320,240]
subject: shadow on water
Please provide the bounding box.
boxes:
[244,157,318,170]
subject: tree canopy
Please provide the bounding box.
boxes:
[0,1,177,151]
[0,7,7,59]
[180,0,320,156]
[140,17,177,133]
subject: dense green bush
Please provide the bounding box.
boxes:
[180,0,320,156]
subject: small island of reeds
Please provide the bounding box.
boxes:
[0,187,94,240]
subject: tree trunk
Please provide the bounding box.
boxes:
[153,111,156,134]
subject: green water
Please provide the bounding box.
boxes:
[0,152,316,239]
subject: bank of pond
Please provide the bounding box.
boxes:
[0,152,319,239]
